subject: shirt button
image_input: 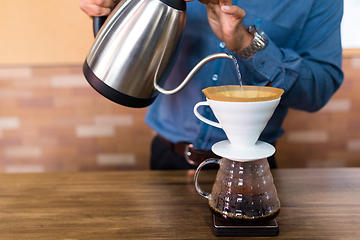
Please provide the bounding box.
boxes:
[219,42,225,48]
[212,74,218,81]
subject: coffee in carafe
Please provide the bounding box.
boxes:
[207,158,280,222]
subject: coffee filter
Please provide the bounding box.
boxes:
[202,85,284,102]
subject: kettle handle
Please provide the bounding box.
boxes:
[93,16,107,37]
[154,52,234,95]
[194,158,220,199]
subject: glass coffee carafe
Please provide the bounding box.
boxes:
[194,157,280,222]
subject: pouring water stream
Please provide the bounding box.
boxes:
[230,55,243,94]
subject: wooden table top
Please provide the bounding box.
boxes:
[0,168,360,239]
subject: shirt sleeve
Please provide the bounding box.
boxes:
[238,0,344,112]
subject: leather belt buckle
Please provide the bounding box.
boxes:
[184,144,197,166]
[156,135,220,167]
[184,144,220,166]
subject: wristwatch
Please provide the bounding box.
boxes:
[237,25,268,59]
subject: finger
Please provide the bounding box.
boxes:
[221,5,245,20]
[80,0,115,9]
[219,0,232,6]
[209,2,223,16]
[79,0,115,16]
[200,0,219,4]
[92,0,116,8]
[80,4,112,16]
[205,2,221,17]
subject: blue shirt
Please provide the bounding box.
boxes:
[145,0,344,150]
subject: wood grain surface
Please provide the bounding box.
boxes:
[0,168,359,239]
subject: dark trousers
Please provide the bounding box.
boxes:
[150,136,277,170]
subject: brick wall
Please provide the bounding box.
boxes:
[0,66,153,173]
[0,56,359,172]
[276,57,360,168]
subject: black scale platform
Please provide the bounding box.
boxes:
[212,215,279,237]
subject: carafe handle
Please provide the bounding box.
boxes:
[154,52,233,95]
[193,102,221,128]
[194,158,220,199]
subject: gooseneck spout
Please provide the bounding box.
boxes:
[154,52,233,95]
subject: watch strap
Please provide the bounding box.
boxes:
[237,26,268,59]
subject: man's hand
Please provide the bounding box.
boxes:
[185,0,253,54]
[79,0,117,17]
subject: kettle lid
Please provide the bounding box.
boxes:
[160,0,186,11]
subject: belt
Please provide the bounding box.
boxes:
[157,135,220,166]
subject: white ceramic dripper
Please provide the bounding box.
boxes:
[193,85,284,161]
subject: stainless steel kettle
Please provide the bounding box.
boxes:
[83,0,233,108]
